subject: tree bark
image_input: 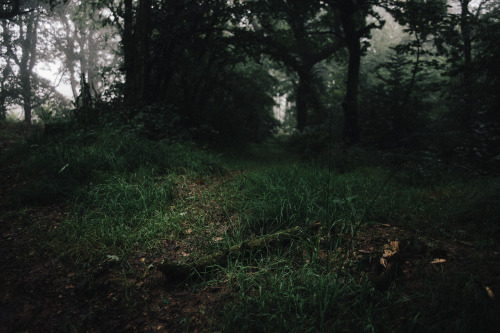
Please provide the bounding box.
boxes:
[123,0,152,107]
[296,75,309,132]
[18,11,40,125]
[460,0,473,128]
[338,0,361,144]
[123,0,135,104]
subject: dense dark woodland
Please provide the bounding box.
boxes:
[1,0,500,332]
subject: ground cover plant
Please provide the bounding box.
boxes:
[1,125,499,332]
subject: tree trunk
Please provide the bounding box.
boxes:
[460,0,473,128]
[123,0,135,104]
[123,0,151,107]
[339,1,361,144]
[19,11,39,125]
[296,76,308,132]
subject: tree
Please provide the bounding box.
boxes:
[0,19,18,120]
[324,0,384,144]
[1,1,69,124]
[0,0,68,19]
[51,0,119,101]
[243,0,340,132]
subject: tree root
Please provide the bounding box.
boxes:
[157,226,306,281]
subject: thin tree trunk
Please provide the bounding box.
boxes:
[124,0,151,107]
[19,11,39,125]
[296,75,308,132]
[339,1,361,144]
[123,0,135,105]
[460,0,473,128]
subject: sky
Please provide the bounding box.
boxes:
[36,62,74,100]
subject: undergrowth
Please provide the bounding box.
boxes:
[220,162,500,332]
[2,126,499,331]
[3,126,224,267]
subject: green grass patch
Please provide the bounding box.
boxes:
[218,162,500,332]
[3,126,226,267]
[5,127,224,205]
[3,127,499,331]
[50,170,176,266]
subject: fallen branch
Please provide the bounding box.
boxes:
[157,226,307,281]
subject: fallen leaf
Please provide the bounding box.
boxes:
[485,286,495,300]
[186,229,192,234]
[430,258,446,264]
[212,237,223,242]
[380,257,388,268]
[383,249,395,258]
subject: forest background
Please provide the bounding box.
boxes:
[1,0,500,332]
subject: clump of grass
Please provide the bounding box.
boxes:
[50,169,177,267]
[235,164,398,239]
[221,163,500,332]
[8,127,224,205]
[222,256,404,332]
[3,126,225,267]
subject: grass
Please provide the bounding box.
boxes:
[2,125,499,331]
[2,125,225,268]
[219,161,500,332]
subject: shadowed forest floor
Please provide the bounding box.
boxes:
[1,127,499,332]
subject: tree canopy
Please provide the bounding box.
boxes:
[0,0,499,164]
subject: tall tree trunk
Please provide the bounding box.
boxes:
[19,11,39,125]
[123,0,134,104]
[460,0,472,128]
[296,75,308,132]
[123,0,151,107]
[339,0,361,144]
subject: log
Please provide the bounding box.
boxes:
[157,226,305,281]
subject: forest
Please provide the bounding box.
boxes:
[1,0,499,331]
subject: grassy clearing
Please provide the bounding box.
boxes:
[2,126,225,268]
[219,162,500,332]
[2,128,499,331]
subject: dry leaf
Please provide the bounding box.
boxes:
[383,249,395,258]
[186,229,192,234]
[390,241,400,252]
[430,258,446,264]
[485,286,495,300]
[380,257,388,268]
